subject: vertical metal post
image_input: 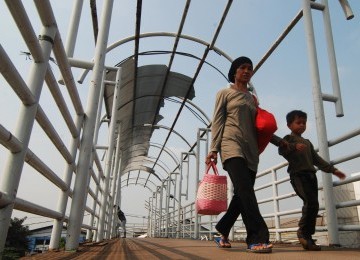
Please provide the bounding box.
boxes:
[90,167,103,242]
[154,191,159,237]
[52,0,86,244]
[150,197,154,237]
[147,199,150,237]
[87,180,97,241]
[205,130,215,240]
[57,0,84,84]
[105,153,116,239]
[194,129,201,239]
[173,173,178,210]
[110,131,123,238]
[338,0,354,20]
[321,0,344,117]
[159,182,164,237]
[90,182,98,240]
[65,0,114,250]
[97,68,122,241]
[183,153,192,201]
[50,115,83,249]
[302,0,339,245]
[271,169,281,241]
[93,73,107,149]
[87,72,107,240]
[194,128,210,239]
[165,175,172,237]
[0,25,57,256]
[176,153,186,238]
[63,0,83,58]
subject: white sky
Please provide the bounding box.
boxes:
[1,1,360,229]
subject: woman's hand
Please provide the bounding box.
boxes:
[333,169,346,180]
[206,151,218,164]
[278,139,289,149]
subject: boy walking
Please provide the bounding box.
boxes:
[278,110,346,251]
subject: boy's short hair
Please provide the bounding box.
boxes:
[286,110,307,124]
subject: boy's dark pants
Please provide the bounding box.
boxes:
[215,157,269,245]
[290,172,319,239]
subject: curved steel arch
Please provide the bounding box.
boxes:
[122,166,162,182]
[119,142,180,187]
[144,124,192,148]
[120,146,176,173]
[149,142,180,165]
[144,155,172,173]
[107,32,232,62]
[124,157,170,180]
[121,183,153,193]
[116,50,229,82]
[78,32,233,83]
[130,156,172,173]
[174,97,211,125]
[121,177,156,192]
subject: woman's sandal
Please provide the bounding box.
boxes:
[263,243,273,249]
[247,243,272,253]
[214,237,231,248]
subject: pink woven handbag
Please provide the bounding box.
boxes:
[195,162,228,215]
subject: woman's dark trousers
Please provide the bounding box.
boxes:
[215,157,269,245]
[290,172,319,239]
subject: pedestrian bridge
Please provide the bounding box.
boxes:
[1,1,360,258]
[21,238,360,260]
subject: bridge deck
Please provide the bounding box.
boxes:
[20,238,360,260]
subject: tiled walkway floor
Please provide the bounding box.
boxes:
[21,238,360,260]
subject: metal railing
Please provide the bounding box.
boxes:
[148,126,360,247]
[0,0,118,256]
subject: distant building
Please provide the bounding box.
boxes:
[353,173,360,219]
[28,225,86,253]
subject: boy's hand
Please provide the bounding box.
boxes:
[334,169,346,180]
[295,143,306,151]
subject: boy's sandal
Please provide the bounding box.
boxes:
[214,237,231,248]
[247,243,272,253]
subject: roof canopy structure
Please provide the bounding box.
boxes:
[104,58,195,178]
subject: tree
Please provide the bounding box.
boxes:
[3,217,31,259]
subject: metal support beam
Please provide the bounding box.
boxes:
[302,0,339,245]
[65,0,114,250]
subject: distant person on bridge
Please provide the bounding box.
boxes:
[206,56,286,253]
[115,206,127,238]
[278,110,346,251]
